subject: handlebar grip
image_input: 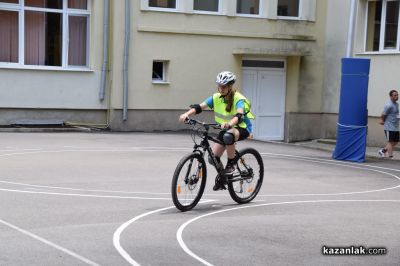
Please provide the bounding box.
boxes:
[184,118,197,125]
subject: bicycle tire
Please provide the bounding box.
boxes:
[171,153,207,211]
[228,148,264,204]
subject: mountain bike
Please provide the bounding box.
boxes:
[171,118,264,212]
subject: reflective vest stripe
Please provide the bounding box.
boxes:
[214,112,234,121]
[212,92,248,129]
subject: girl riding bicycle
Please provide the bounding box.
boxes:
[179,71,254,190]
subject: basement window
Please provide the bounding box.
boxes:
[152,61,168,83]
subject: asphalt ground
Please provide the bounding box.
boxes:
[0,131,399,266]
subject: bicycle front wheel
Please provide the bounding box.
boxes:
[228,148,264,204]
[171,153,207,212]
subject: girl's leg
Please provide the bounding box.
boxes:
[226,128,240,159]
[224,128,240,173]
[212,143,225,158]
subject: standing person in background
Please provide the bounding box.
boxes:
[378,90,399,158]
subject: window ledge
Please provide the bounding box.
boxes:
[0,64,94,72]
[356,51,400,55]
[277,16,302,21]
[152,80,170,85]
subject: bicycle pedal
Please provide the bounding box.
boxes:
[212,183,226,191]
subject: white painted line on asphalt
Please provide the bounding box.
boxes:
[0,188,172,200]
[0,180,171,195]
[261,152,400,172]
[0,218,101,266]
[0,148,41,152]
[0,147,190,160]
[257,153,400,196]
[113,200,216,266]
[177,199,400,266]
[113,206,176,266]
[60,146,191,151]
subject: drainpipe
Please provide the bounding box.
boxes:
[99,0,110,100]
[64,0,110,129]
[346,0,357,57]
[122,0,131,121]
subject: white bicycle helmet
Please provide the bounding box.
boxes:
[216,71,236,85]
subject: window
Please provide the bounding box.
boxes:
[69,16,88,66]
[237,0,259,15]
[366,0,400,52]
[0,10,18,63]
[0,0,90,68]
[277,0,300,17]
[149,0,176,9]
[25,11,63,66]
[152,61,168,82]
[194,0,219,12]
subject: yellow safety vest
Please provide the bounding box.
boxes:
[212,91,255,129]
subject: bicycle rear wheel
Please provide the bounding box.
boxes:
[228,148,264,204]
[171,153,207,211]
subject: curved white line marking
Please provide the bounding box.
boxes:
[0,188,171,200]
[257,154,400,196]
[260,152,400,172]
[0,180,170,195]
[0,147,191,159]
[113,200,216,266]
[177,199,400,266]
[0,218,101,266]
[0,148,41,152]
[112,206,176,266]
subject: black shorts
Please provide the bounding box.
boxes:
[384,130,400,142]
[217,127,250,143]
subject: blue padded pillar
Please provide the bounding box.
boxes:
[332,58,370,163]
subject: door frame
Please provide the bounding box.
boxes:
[241,58,287,141]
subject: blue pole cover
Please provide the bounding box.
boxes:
[333,58,370,162]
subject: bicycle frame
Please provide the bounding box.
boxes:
[191,126,224,172]
[187,119,250,182]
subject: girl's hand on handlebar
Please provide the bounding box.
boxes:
[221,123,232,130]
[179,113,189,123]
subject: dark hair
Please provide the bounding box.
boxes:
[390,90,398,96]
[226,89,236,112]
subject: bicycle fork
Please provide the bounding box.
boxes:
[184,157,203,187]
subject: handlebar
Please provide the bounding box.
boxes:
[185,118,220,129]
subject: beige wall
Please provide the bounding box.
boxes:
[105,0,331,136]
[110,0,325,131]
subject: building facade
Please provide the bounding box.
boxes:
[0,0,398,145]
